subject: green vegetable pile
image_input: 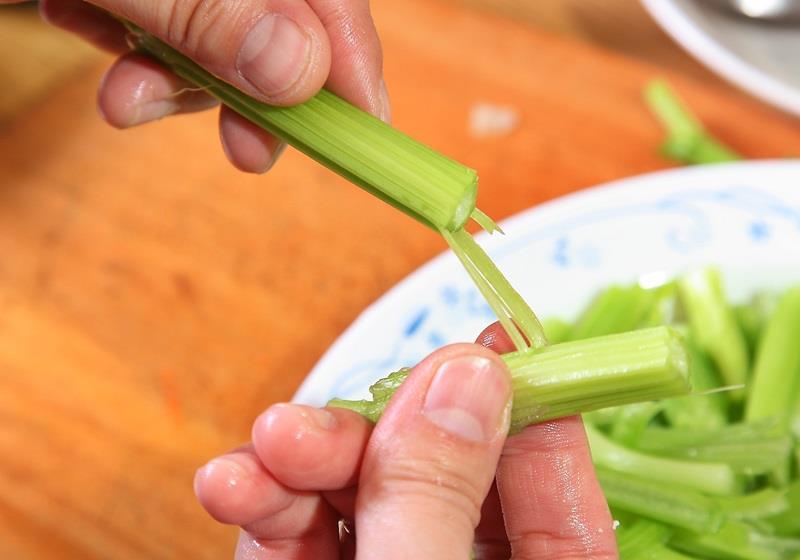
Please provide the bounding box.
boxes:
[563,268,800,559]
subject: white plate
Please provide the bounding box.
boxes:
[294,161,800,405]
[642,0,800,117]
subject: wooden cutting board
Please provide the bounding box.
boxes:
[1,0,799,558]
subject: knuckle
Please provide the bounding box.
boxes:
[162,0,242,60]
[366,453,486,527]
[510,529,619,560]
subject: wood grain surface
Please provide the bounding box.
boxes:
[1,0,799,558]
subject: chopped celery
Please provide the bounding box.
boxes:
[745,288,800,426]
[672,520,798,560]
[609,402,665,446]
[717,488,790,521]
[125,23,479,233]
[596,467,724,533]
[678,269,749,397]
[569,284,659,340]
[586,423,738,496]
[331,327,691,432]
[734,292,780,356]
[662,340,728,431]
[765,481,800,536]
[644,79,740,165]
[635,422,792,476]
[540,317,571,344]
[616,519,672,556]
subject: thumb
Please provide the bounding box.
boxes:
[92,0,332,105]
[354,344,512,560]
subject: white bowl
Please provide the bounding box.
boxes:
[642,0,800,117]
[294,161,800,405]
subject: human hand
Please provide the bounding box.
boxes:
[6,0,388,173]
[194,323,619,559]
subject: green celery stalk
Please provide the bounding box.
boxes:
[678,268,749,398]
[716,488,790,521]
[644,79,740,165]
[125,23,478,233]
[662,340,728,431]
[745,287,800,426]
[609,402,665,446]
[734,291,780,356]
[586,423,738,496]
[569,284,659,340]
[616,519,672,556]
[764,481,800,536]
[635,422,792,476]
[539,317,572,344]
[596,467,724,533]
[330,327,691,433]
[672,521,798,560]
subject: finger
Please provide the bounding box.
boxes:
[306,0,389,121]
[90,0,332,106]
[219,107,285,174]
[40,0,129,53]
[252,404,372,490]
[474,483,512,560]
[473,324,513,559]
[496,416,618,559]
[194,445,340,560]
[98,52,218,128]
[475,321,517,354]
[356,343,513,560]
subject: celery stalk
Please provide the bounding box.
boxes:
[716,488,789,521]
[616,519,672,557]
[636,422,791,476]
[678,269,748,397]
[596,467,724,533]
[125,23,479,233]
[672,520,797,560]
[330,327,691,432]
[586,423,738,496]
[765,481,800,536]
[745,287,800,426]
[644,79,740,165]
[662,341,728,431]
[569,285,659,340]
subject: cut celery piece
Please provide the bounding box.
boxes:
[616,519,672,557]
[125,24,478,233]
[644,79,740,165]
[569,284,659,340]
[596,467,724,533]
[636,421,792,476]
[540,317,571,344]
[586,423,738,496]
[764,481,800,536]
[745,287,800,427]
[662,340,728,431]
[331,327,690,433]
[609,402,665,446]
[717,488,790,521]
[678,269,749,398]
[672,520,798,560]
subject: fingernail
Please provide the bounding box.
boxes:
[129,99,179,126]
[296,405,338,431]
[423,355,511,442]
[263,403,338,432]
[378,79,391,123]
[237,14,311,98]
